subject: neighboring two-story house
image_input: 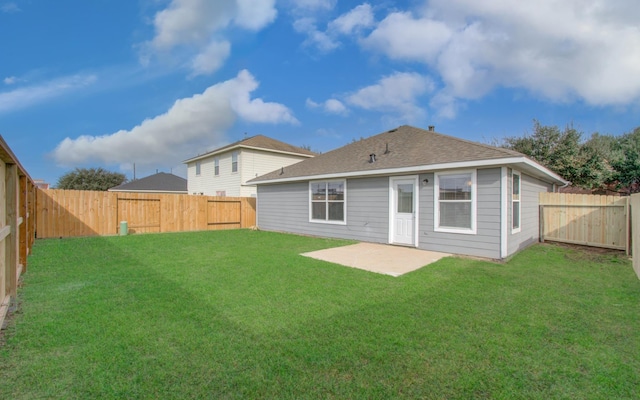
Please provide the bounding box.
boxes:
[184,135,315,197]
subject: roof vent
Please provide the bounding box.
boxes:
[279,167,284,175]
[428,125,435,132]
[369,153,376,163]
[384,143,390,155]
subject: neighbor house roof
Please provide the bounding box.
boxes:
[183,134,316,163]
[249,125,568,185]
[108,172,187,193]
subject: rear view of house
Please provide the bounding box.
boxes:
[184,135,315,197]
[249,125,568,259]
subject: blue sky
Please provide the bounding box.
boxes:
[1,0,639,185]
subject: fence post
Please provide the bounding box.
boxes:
[539,205,545,243]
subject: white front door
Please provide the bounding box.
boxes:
[391,177,417,246]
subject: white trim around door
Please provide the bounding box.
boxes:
[389,175,420,247]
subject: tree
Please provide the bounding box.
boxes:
[609,127,640,194]
[56,167,127,191]
[501,120,611,189]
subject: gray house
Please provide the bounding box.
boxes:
[249,125,568,259]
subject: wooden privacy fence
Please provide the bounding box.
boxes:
[36,189,256,238]
[539,193,629,252]
[0,135,36,328]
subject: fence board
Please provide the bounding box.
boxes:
[36,189,257,238]
[539,193,629,251]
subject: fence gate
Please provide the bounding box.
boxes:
[207,200,241,230]
[539,193,629,252]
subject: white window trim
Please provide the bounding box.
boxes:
[512,170,522,234]
[309,179,347,225]
[195,161,201,176]
[214,158,220,176]
[434,170,477,235]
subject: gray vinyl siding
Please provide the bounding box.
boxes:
[419,168,502,259]
[257,176,389,243]
[507,170,552,256]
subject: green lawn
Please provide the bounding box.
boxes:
[1,230,639,399]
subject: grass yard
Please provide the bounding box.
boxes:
[1,230,639,399]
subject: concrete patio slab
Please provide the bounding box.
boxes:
[301,243,451,277]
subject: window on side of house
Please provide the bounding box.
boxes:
[434,171,477,234]
[231,152,238,173]
[309,180,346,224]
[195,161,201,176]
[214,158,219,176]
[512,171,521,233]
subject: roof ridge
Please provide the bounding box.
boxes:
[400,125,523,157]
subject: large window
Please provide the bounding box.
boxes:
[435,171,476,234]
[195,161,201,176]
[231,152,238,173]
[310,180,346,224]
[512,171,521,233]
[214,158,220,176]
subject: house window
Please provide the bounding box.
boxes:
[231,152,238,173]
[512,171,521,233]
[310,180,346,224]
[434,171,476,234]
[195,161,201,176]
[214,158,219,176]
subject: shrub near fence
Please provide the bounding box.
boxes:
[36,189,256,238]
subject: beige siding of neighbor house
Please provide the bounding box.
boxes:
[188,148,310,197]
[239,149,310,197]
[187,151,242,196]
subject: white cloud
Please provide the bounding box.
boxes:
[324,99,347,114]
[293,18,338,52]
[293,3,374,52]
[290,0,336,12]
[346,72,434,122]
[306,97,348,115]
[190,40,231,77]
[52,70,297,167]
[1,2,20,13]
[328,3,374,35]
[362,12,451,64]
[0,74,96,113]
[146,0,277,75]
[3,76,17,85]
[362,0,640,111]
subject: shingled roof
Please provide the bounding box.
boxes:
[109,172,187,193]
[249,125,567,185]
[183,134,316,163]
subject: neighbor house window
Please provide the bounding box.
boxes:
[214,158,220,176]
[231,152,238,173]
[310,180,346,224]
[195,161,201,176]
[512,171,521,233]
[434,171,476,234]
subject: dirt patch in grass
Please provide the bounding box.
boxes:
[545,242,629,264]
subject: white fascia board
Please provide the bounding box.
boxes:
[183,145,314,164]
[252,157,568,185]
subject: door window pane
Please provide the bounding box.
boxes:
[397,184,413,213]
